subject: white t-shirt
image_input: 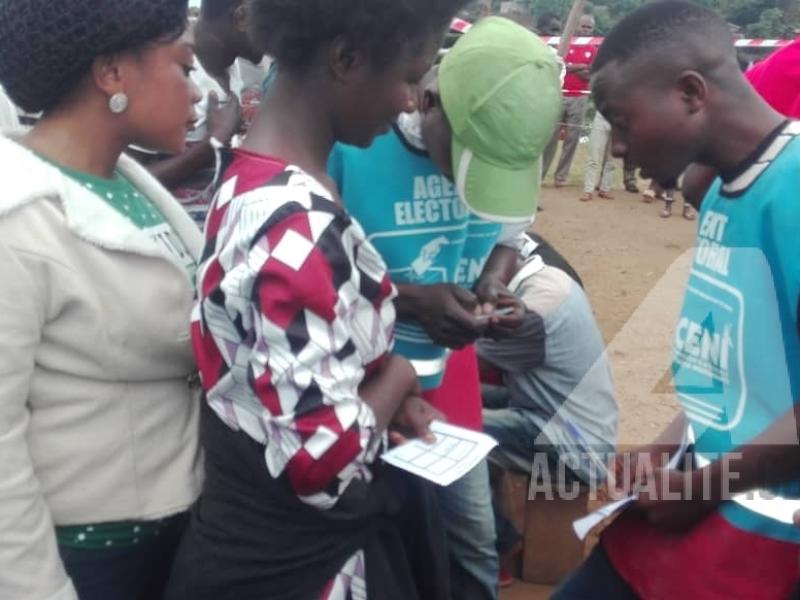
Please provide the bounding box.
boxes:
[187,56,270,143]
[0,86,25,133]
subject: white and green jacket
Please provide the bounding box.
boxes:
[0,135,203,600]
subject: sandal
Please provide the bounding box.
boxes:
[499,566,514,588]
[598,191,614,200]
[642,189,656,203]
[579,192,592,202]
[682,204,696,221]
[660,203,673,218]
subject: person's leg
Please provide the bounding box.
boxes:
[598,136,616,196]
[61,544,147,600]
[437,460,499,600]
[623,158,639,193]
[59,514,188,600]
[551,544,640,600]
[483,408,540,475]
[139,514,189,600]
[541,102,566,180]
[660,185,675,218]
[482,407,542,591]
[554,96,588,185]
[581,113,608,199]
[492,496,522,558]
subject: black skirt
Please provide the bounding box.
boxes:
[165,402,451,600]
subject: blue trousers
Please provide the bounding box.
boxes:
[437,459,499,600]
[59,513,187,600]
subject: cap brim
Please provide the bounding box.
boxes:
[452,136,541,224]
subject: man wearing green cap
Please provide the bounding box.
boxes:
[328,16,561,599]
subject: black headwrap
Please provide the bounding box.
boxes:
[0,0,188,112]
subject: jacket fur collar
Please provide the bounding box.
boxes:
[0,134,203,271]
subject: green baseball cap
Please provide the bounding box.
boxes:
[439,16,562,223]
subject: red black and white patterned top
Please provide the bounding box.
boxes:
[191,148,396,513]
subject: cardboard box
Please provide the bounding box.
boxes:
[521,485,591,586]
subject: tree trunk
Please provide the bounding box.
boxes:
[558,0,588,57]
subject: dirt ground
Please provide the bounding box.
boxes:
[535,182,698,446]
[500,181,699,599]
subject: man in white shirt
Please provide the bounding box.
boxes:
[137,0,265,226]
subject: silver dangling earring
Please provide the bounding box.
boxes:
[108,92,129,114]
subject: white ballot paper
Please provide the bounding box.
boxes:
[572,496,636,541]
[381,420,498,486]
[572,430,692,541]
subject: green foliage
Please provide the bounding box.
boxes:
[529,0,573,18]
[745,7,796,37]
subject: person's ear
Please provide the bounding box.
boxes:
[676,70,707,114]
[91,53,126,99]
[232,3,248,33]
[329,35,367,82]
[420,90,440,116]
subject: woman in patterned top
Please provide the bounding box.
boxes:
[0,1,204,600]
[165,1,470,599]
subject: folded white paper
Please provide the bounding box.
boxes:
[572,496,635,540]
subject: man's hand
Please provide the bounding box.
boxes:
[610,446,717,531]
[388,395,445,445]
[395,283,487,349]
[483,294,526,339]
[565,63,591,79]
[633,467,717,530]
[607,445,671,498]
[473,276,526,339]
[206,91,241,144]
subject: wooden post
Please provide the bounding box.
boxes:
[557,0,587,57]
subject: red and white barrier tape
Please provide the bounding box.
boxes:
[539,36,795,47]
[450,18,795,48]
[450,17,472,34]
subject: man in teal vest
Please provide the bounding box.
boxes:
[330,17,561,599]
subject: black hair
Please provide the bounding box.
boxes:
[248,0,471,70]
[0,0,188,113]
[593,1,734,76]
[200,0,242,20]
[537,12,561,29]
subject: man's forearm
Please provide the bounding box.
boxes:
[147,139,216,188]
[394,283,424,320]
[565,63,591,79]
[475,245,518,289]
[698,404,800,501]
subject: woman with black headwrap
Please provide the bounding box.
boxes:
[0,2,203,599]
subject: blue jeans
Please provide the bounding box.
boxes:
[59,513,187,600]
[483,406,602,559]
[551,545,639,600]
[483,406,604,483]
[437,459,499,600]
